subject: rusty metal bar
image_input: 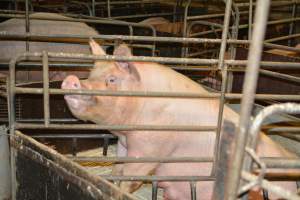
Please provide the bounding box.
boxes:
[42,51,50,127]
[225,0,271,199]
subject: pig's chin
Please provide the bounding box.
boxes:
[64,95,89,113]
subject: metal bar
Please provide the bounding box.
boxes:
[236,1,300,8]
[218,0,232,69]
[70,156,213,163]
[111,12,175,20]
[262,158,300,169]
[107,0,111,18]
[15,123,216,131]
[101,175,214,182]
[42,51,50,127]
[152,181,158,200]
[212,64,228,175]
[31,133,116,139]
[241,172,300,200]
[225,0,271,199]
[248,0,253,39]
[288,3,297,46]
[25,0,30,51]
[190,181,197,200]
[181,0,191,58]
[265,33,300,43]
[14,87,300,101]
[260,69,300,84]
[0,126,11,200]
[248,103,300,158]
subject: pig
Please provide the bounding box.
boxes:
[62,39,298,200]
[0,12,100,82]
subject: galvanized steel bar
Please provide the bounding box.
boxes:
[15,123,216,132]
[262,158,300,169]
[42,51,50,127]
[14,87,300,101]
[25,0,30,51]
[260,69,300,84]
[248,0,253,39]
[241,172,300,200]
[265,33,300,43]
[218,0,232,70]
[225,0,271,199]
[101,175,214,182]
[70,156,213,163]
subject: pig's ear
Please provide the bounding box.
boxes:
[89,39,106,56]
[114,44,140,81]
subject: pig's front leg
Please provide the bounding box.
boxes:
[112,135,127,176]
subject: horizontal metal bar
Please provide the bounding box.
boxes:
[14,87,300,101]
[260,69,300,84]
[31,134,116,139]
[111,12,174,20]
[69,156,213,163]
[242,171,300,200]
[266,127,300,133]
[15,123,217,131]
[263,158,300,168]
[265,33,300,43]
[236,0,300,8]
[101,175,215,182]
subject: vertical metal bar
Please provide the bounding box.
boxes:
[9,57,17,200]
[217,0,233,70]
[25,0,30,52]
[92,0,95,16]
[288,3,297,46]
[0,126,11,199]
[103,137,109,156]
[72,138,77,156]
[152,181,158,200]
[190,181,197,200]
[248,0,253,39]
[224,0,271,199]
[181,0,191,58]
[212,121,236,200]
[42,51,50,127]
[107,0,111,18]
[211,64,228,175]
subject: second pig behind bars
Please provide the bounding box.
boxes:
[62,39,298,200]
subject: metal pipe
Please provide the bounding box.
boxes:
[248,0,253,39]
[218,0,232,70]
[181,0,191,58]
[42,51,50,127]
[225,0,271,199]
[25,0,30,51]
[265,33,300,43]
[241,172,300,200]
[288,3,297,46]
[70,156,213,163]
[0,126,11,200]
[107,0,111,18]
[13,87,300,101]
[101,175,214,182]
[15,123,216,132]
[260,69,300,84]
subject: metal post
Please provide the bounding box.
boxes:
[288,2,297,46]
[42,51,50,127]
[0,126,11,200]
[217,0,233,70]
[224,0,271,199]
[181,0,191,58]
[25,0,30,52]
[248,0,253,39]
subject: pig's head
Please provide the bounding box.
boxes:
[61,39,141,124]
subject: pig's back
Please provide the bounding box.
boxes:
[0,12,98,60]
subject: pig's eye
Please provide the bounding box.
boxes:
[106,75,117,85]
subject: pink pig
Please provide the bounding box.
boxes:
[62,39,298,200]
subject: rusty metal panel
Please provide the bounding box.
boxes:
[10,131,137,200]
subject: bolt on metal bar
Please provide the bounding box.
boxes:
[224,0,271,199]
[42,51,50,127]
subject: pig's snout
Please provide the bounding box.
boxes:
[61,75,81,89]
